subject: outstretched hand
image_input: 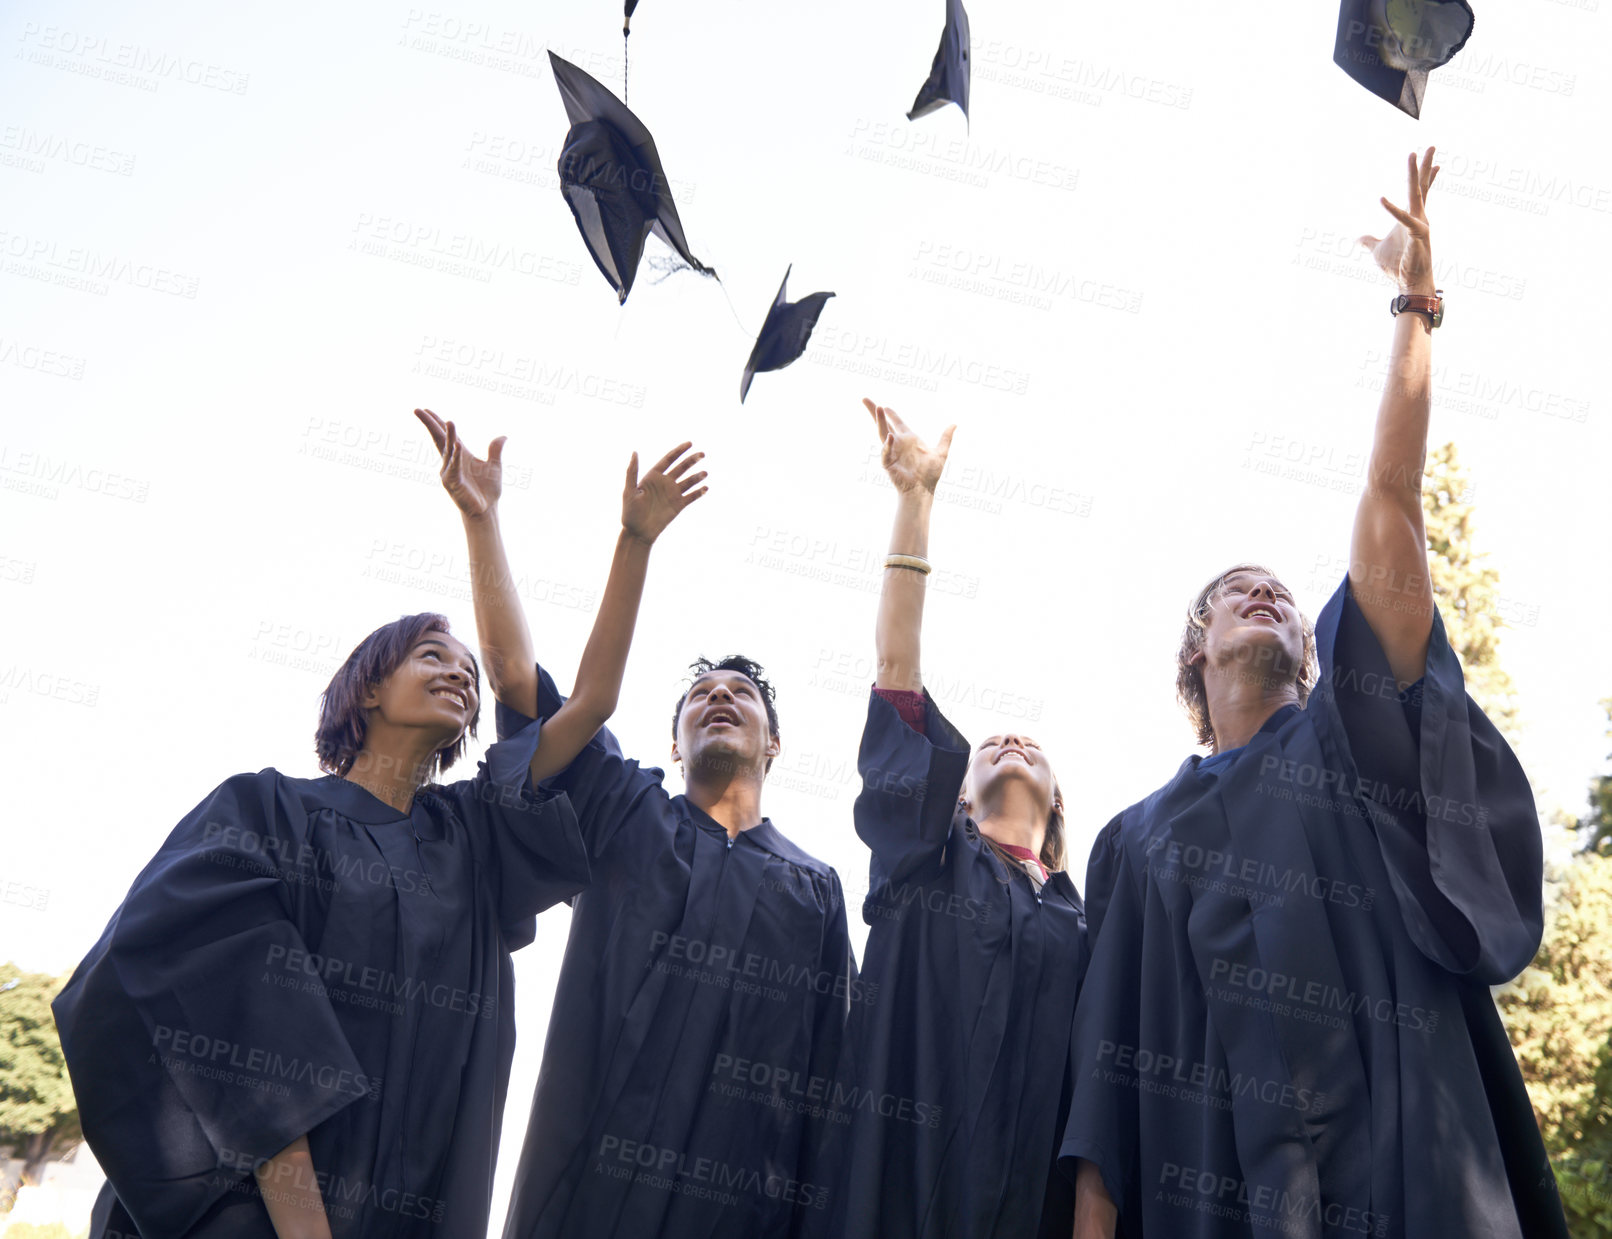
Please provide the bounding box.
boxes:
[864,397,954,497]
[415,408,504,519]
[1359,147,1439,294]
[623,442,708,545]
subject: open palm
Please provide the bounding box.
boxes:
[864,397,954,496]
[1359,147,1439,293]
[415,407,504,518]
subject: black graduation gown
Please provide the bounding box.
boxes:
[53,716,590,1239]
[813,690,1089,1239]
[1059,577,1567,1238]
[497,665,855,1239]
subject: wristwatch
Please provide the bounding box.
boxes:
[1390,290,1444,328]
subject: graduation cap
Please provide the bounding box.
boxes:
[549,50,714,304]
[739,267,835,403]
[908,0,970,122]
[1334,0,1474,117]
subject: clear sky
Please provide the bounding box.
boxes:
[3,0,1609,1230]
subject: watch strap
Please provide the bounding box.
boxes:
[1391,290,1444,328]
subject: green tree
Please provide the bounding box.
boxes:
[1497,852,1612,1232]
[1420,445,1612,1229]
[1421,441,1521,739]
[1577,699,1612,857]
[0,964,80,1190]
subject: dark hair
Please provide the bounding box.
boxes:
[1176,563,1318,749]
[316,613,481,778]
[671,654,781,774]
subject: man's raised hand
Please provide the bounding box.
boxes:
[1359,147,1439,295]
[864,397,954,498]
[623,442,708,546]
[415,407,505,519]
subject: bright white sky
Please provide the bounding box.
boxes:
[3,0,1609,1229]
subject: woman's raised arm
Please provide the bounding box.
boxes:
[865,397,954,695]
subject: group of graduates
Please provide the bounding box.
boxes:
[54,149,1567,1239]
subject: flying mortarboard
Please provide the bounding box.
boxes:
[739,267,835,403]
[908,0,971,122]
[549,50,714,304]
[1334,0,1475,117]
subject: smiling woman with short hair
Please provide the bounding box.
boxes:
[54,611,591,1239]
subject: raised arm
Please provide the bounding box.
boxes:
[531,441,706,777]
[416,408,538,715]
[864,398,954,694]
[1349,148,1440,688]
[417,410,706,780]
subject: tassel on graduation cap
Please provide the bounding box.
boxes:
[549,50,715,304]
[1334,0,1475,118]
[622,0,639,102]
[908,0,971,123]
[740,267,835,404]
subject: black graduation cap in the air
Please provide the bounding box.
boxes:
[1334,0,1474,117]
[908,0,970,122]
[740,267,835,404]
[549,51,714,304]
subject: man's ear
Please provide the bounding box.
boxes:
[766,731,781,761]
[670,741,681,764]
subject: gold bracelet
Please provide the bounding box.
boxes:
[885,554,932,575]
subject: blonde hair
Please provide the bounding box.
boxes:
[1175,563,1318,749]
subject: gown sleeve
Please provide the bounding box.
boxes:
[52,771,369,1239]
[1312,575,1544,984]
[426,712,591,949]
[493,661,669,859]
[852,686,972,889]
[1058,815,1144,1216]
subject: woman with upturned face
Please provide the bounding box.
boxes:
[54,428,705,1239]
[808,399,1089,1239]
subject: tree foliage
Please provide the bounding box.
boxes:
[1496,852,1612,1233]
[0,964,80,1187]
[1421,442,1520,739]
[1577,699,1612,857]
[1421,444,1612,1230]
